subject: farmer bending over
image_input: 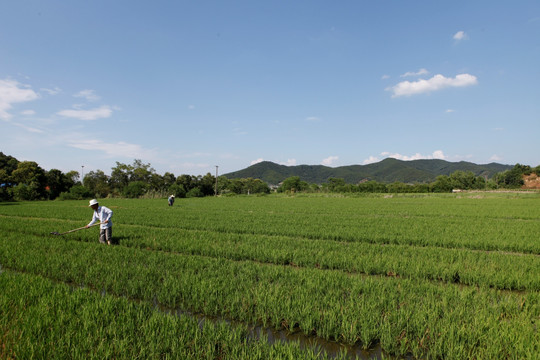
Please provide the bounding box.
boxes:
[86,199,115,245]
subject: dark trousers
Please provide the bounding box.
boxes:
[99,227,115,244]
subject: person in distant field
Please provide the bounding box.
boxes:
[168,194,175,206]
[86,199,115,245]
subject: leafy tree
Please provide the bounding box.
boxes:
[131,159,155,182]
[0,168,10,200]
[494,164,526,188]
[46,169,72,200]
[10,161,47,199]
[186,187,203,198]
[11,184,41,201]
[431,175,453,193]
[65,170,80,186]
[176,174,197,192]
[278,176,308,193]
[357,180,387,193]
[326,178,346,192]
[198,172,217,196]
[168,183,186,198]
[0,152,19,177]
[58,185,93,200]
[242,178,270,194]
[387,182,412,193]
[228,179,244,194]
[109,162,133,192]
[123,181,147,198]
[84,170,110,198]
[216,176,231,195]
[162,172,176,189]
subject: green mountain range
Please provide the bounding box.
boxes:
[223,158,513,185]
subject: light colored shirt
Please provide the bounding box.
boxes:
[88,205,113,229]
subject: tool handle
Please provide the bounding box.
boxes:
[62,222,102,234]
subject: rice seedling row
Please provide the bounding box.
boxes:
[0,230,538,359]
[2,195,539,254]
[0,270,342,360]
[0,214,538,291]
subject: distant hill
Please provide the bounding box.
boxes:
[223,159,513,185]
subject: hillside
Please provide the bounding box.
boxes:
[223,159,513,185]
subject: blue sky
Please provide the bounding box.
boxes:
[1,1,539,177]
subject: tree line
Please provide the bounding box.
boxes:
[0,152,538,201]
[0,153,270,201]
[277,163,538,194]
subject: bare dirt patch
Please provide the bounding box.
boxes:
[522,173,540,189]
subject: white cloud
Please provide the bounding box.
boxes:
[381,74,390,80]
[489,154,503,161]
[0,79,40,120]
[40,87,61,96]
[400,68,429,77]
[321,156,338,166]
[446,109,455,113]
[57,105,113,120]
[364,151,447,164]
[362,156,380,165]
[251,158,264,165]
[387,73,478,97]
[74,89,100,102]
[453,31,467,41]
[20,109,36,116]
[280,159,297,166]
[306,116,321,122]
[381,150,447,161]
[68,139,157,159]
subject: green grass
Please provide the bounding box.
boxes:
[0,193,539,358]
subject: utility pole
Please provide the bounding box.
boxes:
[215,165,219,196]
[81,165,84,185]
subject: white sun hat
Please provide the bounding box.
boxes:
[89,199,99,206]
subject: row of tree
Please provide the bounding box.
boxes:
[0,152,538,201]
[0,153,270,201]
[277,164,537,194]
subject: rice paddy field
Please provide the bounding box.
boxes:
[1,192,539,359]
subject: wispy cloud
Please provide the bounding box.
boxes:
[40,87,61,96]
[453,30,467,41]
[0,79,40,120]
[489,154,503,161]
[251,158,264,165]
[387,74,478,97]
[68,138,157,159]
[12,122,44,133]
[74,89,100,102]
[321,156,338,166]
[20,109,36,116]
[57,105,113,120]
[305,116,321,122]
[400,68,429,78]
[446,109,455,113]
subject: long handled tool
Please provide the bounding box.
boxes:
[50,222,102,236]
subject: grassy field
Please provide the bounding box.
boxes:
[1,192,539,359]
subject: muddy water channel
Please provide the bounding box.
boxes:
[92,283,407,359]
[154,300,405,360]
